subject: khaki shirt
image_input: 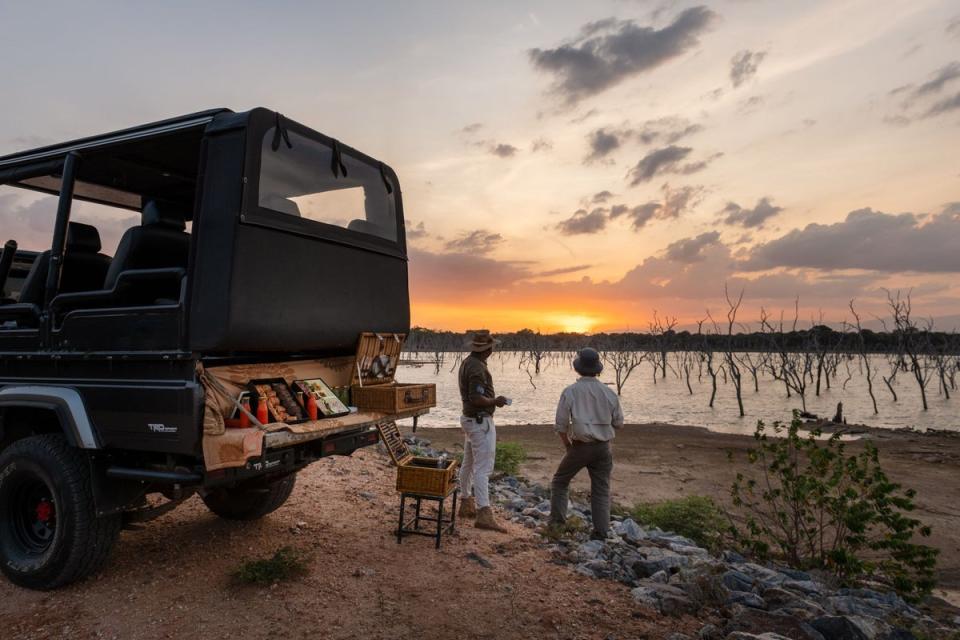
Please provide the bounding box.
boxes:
[458,354,495,418]
[554,377,624,442]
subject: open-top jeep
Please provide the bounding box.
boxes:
[0,108,422,589]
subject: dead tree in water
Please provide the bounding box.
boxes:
[696,319,721,408]
[648,311,678,382]
[676,350,695,395]
[516,329,547,374]
[599,337,645,396]
[761,302,811,411]
[709,286,746,417]
[888,291,934,410]
[848,300,879,414]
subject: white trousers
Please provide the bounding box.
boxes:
[459,415,496,508]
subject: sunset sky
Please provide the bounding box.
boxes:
[1,1,958,333]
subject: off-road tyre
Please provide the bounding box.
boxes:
[0,434,121,590]
[202,474,297,521]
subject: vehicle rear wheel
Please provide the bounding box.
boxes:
[202,474,296,520]
[0,434,121,590]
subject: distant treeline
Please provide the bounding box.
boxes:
[405,326,960,355]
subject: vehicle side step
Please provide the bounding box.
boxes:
[106,466,202,484]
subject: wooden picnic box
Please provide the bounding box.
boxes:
[376,421,457,497]
[351,332,436,413]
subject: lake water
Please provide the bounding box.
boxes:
[396,352,958,434]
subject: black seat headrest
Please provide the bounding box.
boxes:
[142,199,187,231]
[66,222,102,253]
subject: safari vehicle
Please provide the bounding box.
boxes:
[0,108,424,590]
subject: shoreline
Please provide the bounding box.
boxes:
[418,421,960,601]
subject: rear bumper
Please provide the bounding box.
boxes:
[203,424,381,488]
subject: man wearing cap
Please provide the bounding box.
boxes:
[549,347,624,540]
[457,330,509,532]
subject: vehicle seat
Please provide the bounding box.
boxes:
[103,199,190,291]
[18,222,112,306]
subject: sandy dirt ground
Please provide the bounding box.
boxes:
[427,422,960,605]
[0,446,701,640]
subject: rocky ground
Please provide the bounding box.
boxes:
[1,423,957,640]
[407,432,960,640]
[425,422,960,603]
[0,446,695,640]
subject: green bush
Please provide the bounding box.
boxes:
[629,495,727,550]
[494,441,527,475]
[540,515,587,542]
[232,546,310,585]
[729,411,938,600]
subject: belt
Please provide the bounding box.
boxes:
[570,439,607,446]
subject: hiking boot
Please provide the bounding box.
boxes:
[475,506,508,533]
[589,531,608,541]
[459,496,477,519]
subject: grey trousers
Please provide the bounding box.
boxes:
[549,440,613,536]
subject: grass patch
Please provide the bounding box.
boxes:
[628,495,727,550]
[540,515,588,542]
[232,546,310,585]
[494,442,527,475]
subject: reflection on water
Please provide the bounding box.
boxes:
[397,352,958,434]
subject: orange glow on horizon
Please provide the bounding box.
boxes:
[411,302,632,333]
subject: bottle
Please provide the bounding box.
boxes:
[240,399,251,428]
[306,393,318,420]
[256,395,269,424]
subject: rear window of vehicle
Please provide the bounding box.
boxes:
[258,129,397,243]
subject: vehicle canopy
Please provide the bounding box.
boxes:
[0,108,410,356]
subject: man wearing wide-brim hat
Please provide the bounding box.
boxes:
[457,330,510,532]
[549,347,624,540]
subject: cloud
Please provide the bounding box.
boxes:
[720,197,783,229]
[660,183,705,219]
[406,221,429,241]
[585,128,623,163]
[925,91,960,117]
[584,117,701,163]
[730,50,767,88]
[556,208,609,235]
[531,137,553,152]
[528,6,717,105]
[408,249,533,299]
[489,143,519,158]
[737,95,764,114]
[912,61,960,98]
[610,202,661,230]
[536,264,592,278]
[599,183,705,231]
[626,145,717,185]
[949,16,960,40]
[744,206,960,273]
[591,190,615,204]
[461,122,483,134]
[664,231,722,262]
[444,230,505,254]
[890,61,960,122]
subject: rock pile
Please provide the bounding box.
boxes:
[487,472,958,640]
[398,435,957,638]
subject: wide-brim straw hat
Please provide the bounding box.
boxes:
[573,347,603,375]
[463,329,500,352]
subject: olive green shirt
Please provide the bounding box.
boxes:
[458,353,495,418]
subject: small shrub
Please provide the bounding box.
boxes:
[630,496,727,550]
[494,442,527,475]
[232,546,310,585]
[729,411,938,600]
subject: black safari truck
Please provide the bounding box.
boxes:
[0,108,425,589]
